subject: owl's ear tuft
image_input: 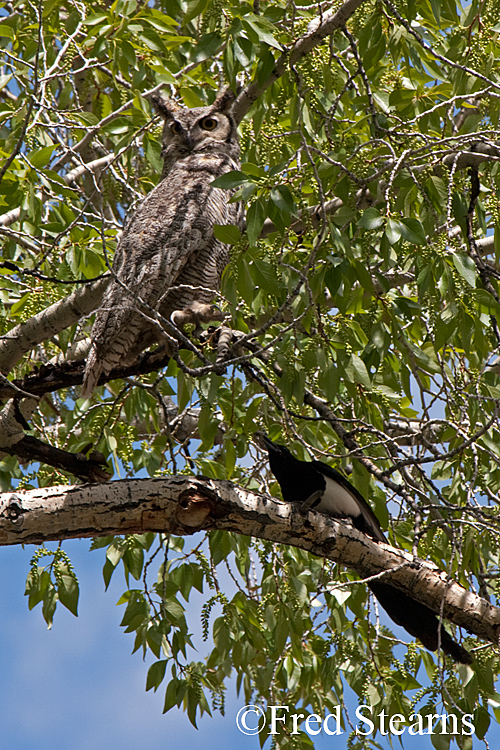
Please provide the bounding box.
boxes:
[151,94,178,120]
[211,85,240,114]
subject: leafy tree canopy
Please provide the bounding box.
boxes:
[2,0,500,746]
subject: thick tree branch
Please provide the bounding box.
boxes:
[0,476,497,647]
[0,349,172,400]
[2,435,111,483]
[233,0,369,123]
[441,142,500,170]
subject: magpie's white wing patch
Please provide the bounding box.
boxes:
[315,476,386,543]
[316,476,361,518]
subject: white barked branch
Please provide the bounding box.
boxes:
[0,476,498,648]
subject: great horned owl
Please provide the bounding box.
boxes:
[81,88,243,397]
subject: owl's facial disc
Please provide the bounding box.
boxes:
[167,120,194,154]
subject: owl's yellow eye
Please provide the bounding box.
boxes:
[200,116,217,131]
[170,121,182,134]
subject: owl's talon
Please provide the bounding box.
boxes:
[171,302,226,336]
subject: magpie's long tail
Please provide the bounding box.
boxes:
[369,581,473,664]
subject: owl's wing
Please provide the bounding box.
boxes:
[82,165,239,396]
[111,171,236,301]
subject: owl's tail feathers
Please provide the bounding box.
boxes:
[81,329,144,398]
[81,346,104,399]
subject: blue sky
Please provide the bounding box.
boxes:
[0,538,244,750]
[1,536,497,749]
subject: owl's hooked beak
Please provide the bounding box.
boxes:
[174,134,194,157]
[185,132,195,151]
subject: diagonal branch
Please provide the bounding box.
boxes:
[2,435,111,483]
[0,277,108,374]
[233,0,369,123]
[0,154,115,228]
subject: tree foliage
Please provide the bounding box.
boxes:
[2,0,500,745]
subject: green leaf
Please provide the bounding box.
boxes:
[357,207,385,230]
[434,316,457,351]
[184,0,208,24]
[145,12,178,31]
[176,563,194,601]
[327,586,351,606]
[269,185,296,216]
[25,568,49,610]
[146,660,168,692]
[198,403,220,449]
[246,199,266,245]
[211,171,247,189]
[452,252,477,287]
[241,161,266,178]
[209,530,232,565]
[194,32,222,62]
[425,175,447,207]
[164,678,185,713]
[177,369,192,412]
[318,362,340,401]
[57,574,79,616]
[10,293,30,316]
[123,546,144,580]
[102,558,116,590]
[241,16,282,50]
[225,436,236,477]
[385,217,402,244]
[213,223,241,244]
[82,13,108,25]
[0,73,12,91]
[42,584,57,628]
[474,289,500,314]
[163,598,185,622]
[0,24,14,38]
[430,0,441,23]
[346,354,371,388]
[399,217,427,245]
[474,706,490,740]
[233,37,253,67]
[143,133,163,173]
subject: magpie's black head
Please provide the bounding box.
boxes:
[257,432,299,468]
[255,432,321,504]
[260,433,293,459]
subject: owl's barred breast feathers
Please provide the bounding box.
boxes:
[82,88,243,397]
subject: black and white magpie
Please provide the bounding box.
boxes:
[261,433,473,664]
